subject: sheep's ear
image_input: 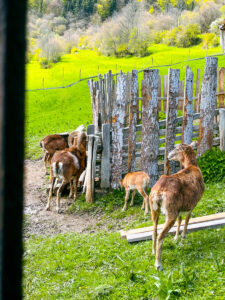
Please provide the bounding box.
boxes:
[190,141,197,149]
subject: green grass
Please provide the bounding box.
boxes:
[26,45,225,159]
[23,182,225,299]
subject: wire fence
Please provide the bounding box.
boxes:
[25,52,225,92]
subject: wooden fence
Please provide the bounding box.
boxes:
[84,57,225,202]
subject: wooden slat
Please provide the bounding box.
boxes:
[163,75,167,112]
[157,75,161,111]
[141,69,159,186]
[194,69,200,112]
[164,68,180,174]
[182,66,193,144]
[111,71,127,189]
[126,218,225,243]
[121,212,225,239]
[128,70,138,172]
[218,67,225,108]
[178,80,184,110]
[220,108,225,151]
[101,124,111,188]
[197,57,218,157]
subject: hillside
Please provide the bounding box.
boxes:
[26,45,225,159]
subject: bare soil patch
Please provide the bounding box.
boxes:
[24,160,105,238]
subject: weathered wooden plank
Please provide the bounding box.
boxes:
[141,69,159,186]
[86,135,94,203]
[128,70,138,172]
[91,136,98,198]
[87,124,95,135]
[178,80,184,110]
[194,69,200,112]
[126,219,225,242]
[101,124,111,188]
[219,108,225,151]
[182,66,194,144]
[164,68,180,174]
[218,67,225,108]
[163,75,167,112]
[121,212,225,239]
[111,71,127,189]
[157,75,162,112]
[197,57,218,157]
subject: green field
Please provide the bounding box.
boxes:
[26,44,225,159]
[23,182,225,299]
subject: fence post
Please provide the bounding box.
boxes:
[158,75,161,112]
[194,69,200,112]
[111,71,127,189]
[86,135,94,202]
[182,66,194,144]
[164,68,180,175]
[101,124,111,188]
[87,124,95,135]
[178,81,184,110]
[219,109,225,151]
[218,67,225,108]
[128,70,138,172]
[163,75,167,112]
[197,57,218,157]
[141,69,159,186]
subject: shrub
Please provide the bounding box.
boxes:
[71,47,79,55]
[176,24,201,48]
[202,32,218,48]
[197,147,225,182]
[165,27,182,47]
[116,44,130,57]
[39,57,50,69]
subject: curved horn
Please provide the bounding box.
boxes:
[77,131,87,151]
[68,125,86,147]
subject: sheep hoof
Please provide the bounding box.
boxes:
[181,234,187,239]
[155,263,163,271]
[56,208,62,214]
[45,205,50,211]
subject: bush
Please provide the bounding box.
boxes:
[197,147,225,182]
[39,57,50,69]
[202,32,218,48]
[71,47,79,55]
[176,24,201,48]
[116,44,130,57]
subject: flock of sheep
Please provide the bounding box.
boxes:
[40,129,204,270]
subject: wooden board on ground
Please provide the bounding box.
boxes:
[121,212,225,239]
[126,218,225,243]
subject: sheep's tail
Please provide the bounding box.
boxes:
[150,191,164,211]
[52,161,63,177]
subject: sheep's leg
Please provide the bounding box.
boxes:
[73,176,79,202]
[130,190,136,206]
[46,175,55,211]
[138,187,149,214]
[150,196,160,255]
[56,180,66,213]
[155,218,176,271]
[43,152,49,175]
[174,216,182,241]
[122,189,130,211]
[182,212,191,238]
[69,180,73,199]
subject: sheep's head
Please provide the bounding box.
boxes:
[168,143,197,166]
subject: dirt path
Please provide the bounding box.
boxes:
[24,160,102,238]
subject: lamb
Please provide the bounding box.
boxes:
[40,125,85,174]
[119,171,150,214]
[149,142,204,271]
[46,131,87,213]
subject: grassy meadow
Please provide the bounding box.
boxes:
[26,44,225,159]
[23,182,225,299]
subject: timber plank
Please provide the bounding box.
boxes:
[121,212,225,239]
[126,218,225,243]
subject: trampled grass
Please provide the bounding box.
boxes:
[26,45,225,159]
[23,182,225,299]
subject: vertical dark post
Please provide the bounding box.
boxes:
[164,68,180,175]
[194,69,200,112]
[197,57,218,157]
[0,0,27,298]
